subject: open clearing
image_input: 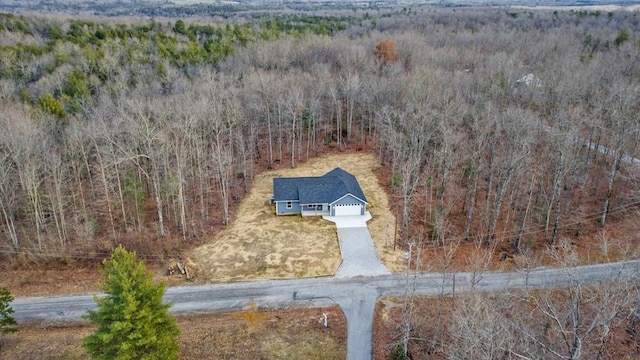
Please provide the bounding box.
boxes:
[192,153,406,282]
[0,306,346,360]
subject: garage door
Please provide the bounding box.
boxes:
[334,204,362,216]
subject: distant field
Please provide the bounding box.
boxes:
[510,4,640,11]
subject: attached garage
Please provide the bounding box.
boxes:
[333,203,363,216]
[272,167,368,217]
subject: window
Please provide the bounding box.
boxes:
[317,205,323,211]
[286,201,292,209]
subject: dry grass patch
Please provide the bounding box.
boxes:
[180,306,346,360]
[0,307,346,360]
[192,152,405,282]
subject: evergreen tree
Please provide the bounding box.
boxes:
[0,287,17,334]
[83,246,179,360]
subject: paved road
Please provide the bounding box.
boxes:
[12,260,640,358]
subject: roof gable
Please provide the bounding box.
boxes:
[323,167,367,203]
[330,193,367,206]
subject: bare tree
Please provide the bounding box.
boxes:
[114,98,169,237]
[508,241,639,360]
[598,84,637,226]
[448,292,516,359]
[44,146,69,247]
[0,152,19,251]
[202,75,239,226]
[339,67,361,142]
[486,108,532,247]
[2,108,47,250]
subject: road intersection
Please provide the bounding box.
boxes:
[11,190,640,359]
[12,259,640,359]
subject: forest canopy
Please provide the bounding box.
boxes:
[0,7,638,267]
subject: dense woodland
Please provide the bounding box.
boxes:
[0,7,639,263]
[381,268,640,359]
[1,5,640,359]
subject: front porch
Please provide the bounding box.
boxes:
[301,204,330,217]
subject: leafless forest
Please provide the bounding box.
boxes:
[378,263,640,359]
[2,4,640,359]
[1,7,639,262]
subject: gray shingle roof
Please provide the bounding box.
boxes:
[272,167,367,204]
[324,167,367,203]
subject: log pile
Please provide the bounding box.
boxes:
[166,259,196,280]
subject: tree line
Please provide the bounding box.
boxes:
[0,8,638,262]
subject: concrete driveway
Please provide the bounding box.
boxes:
[324,212,390,278]
[323,212,390,359]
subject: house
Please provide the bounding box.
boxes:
[271,167,368,217]
[516,73,542,87]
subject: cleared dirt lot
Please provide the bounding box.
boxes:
[192,153,405,282]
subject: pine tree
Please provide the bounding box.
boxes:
[0,287,17,334]
[83,246,179,360]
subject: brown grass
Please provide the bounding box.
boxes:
[0,306,346,360]
[191,153,405,281]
